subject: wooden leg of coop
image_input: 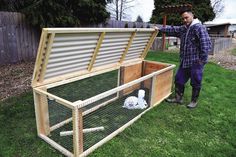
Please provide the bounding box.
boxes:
[73,108,83,156]
[33,87,50,136]
[117,68,121,98]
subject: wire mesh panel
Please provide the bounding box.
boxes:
[45,68,153,155]
[48,70,119,102]
[47,99,74,152]
[81,85,151,151]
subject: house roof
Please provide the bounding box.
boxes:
[205,23,231,27]
[161,4,192,14]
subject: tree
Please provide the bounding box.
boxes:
[211,0,224,18]
[136,15,143,22]
[106,0,134,21]
[0,0,110,28]
[150,0,215,25]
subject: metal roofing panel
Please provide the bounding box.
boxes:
[32,28,158,87]
[98,49,125,55]
[94,59,120,67]
[96,53,123,59]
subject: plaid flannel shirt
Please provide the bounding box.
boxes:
[160,19,212,68]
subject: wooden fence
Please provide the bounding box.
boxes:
[151,37,180,51]
[91,20,155,28]
[210,37,232,55]
[151,36,233,54]
[0,11,40,65]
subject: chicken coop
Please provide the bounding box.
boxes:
[31,28,175,157]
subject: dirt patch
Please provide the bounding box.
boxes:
[0,62,35,101]
[208,41,236,71]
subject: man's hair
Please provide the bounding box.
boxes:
[179,8,193,15]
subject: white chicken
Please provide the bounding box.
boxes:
[123,89,148,109]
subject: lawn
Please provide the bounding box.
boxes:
[231,48,236,56]
[0,51,236,157]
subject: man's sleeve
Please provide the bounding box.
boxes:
[159,26,182,37]
[198,26,212,63]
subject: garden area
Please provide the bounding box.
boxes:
[0,51,236,157]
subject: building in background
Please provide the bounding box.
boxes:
[205,23,231,37]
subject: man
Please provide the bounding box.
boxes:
[155,9,212,109]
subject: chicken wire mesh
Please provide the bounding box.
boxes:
[48,70,119,102]
[47,99,74,152]
[81,87,151,151]
[45,69,152,153]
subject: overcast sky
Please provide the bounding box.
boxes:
[130,0,154,22]
[212,0,236,23]
[129,0,236,23]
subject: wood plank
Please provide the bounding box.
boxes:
[153,70,173,106]
[15,13,22,61]
[81,97,118,114]
[119,32,136,63]
[121,62,142,95]
[149,76,156,106]
[141,30,158,59]
[45,28,156,33]
[143,61,174,106]
[0,27,4,64]
[18,13,25,62]
[33,89,50,136]
[31,30,48,87]
[73,108,83,156]
[88,32,106,71]
[143,61,168,75]
[116,69,121,98]
[39,33,55,83]
[2,13,10,64]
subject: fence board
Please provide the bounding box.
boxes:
[210,37,232,55]
[0,27,4,64]
[0,11,40,65]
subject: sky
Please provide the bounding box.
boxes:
[129,0,236,24]
[211,0,236,23]
[130,0,154,22]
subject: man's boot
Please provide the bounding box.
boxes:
[187,88,200,109]
[166,84,184,104]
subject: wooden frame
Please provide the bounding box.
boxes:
[32,28,176,157]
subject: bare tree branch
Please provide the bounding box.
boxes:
[211,0,224,17]
[106,0,134,21]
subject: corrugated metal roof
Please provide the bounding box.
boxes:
[32,28,158,87]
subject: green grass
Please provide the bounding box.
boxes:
[0,51,236,157]
[231,48,236,56]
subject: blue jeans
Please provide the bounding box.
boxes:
[175,63,204,89]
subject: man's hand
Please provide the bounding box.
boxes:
[153,26,159,31]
